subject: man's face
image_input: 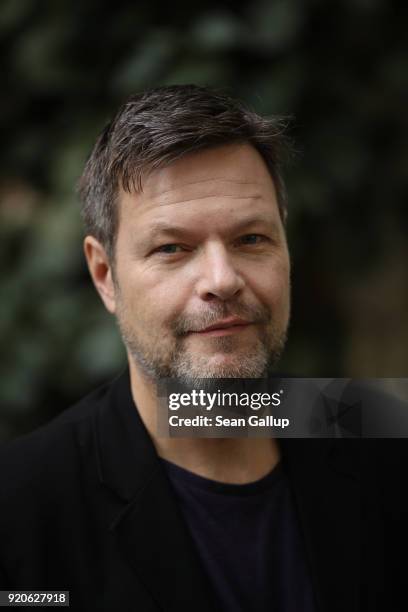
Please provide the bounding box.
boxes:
[112,144,290,381]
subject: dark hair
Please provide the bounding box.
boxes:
[78,84,292,263]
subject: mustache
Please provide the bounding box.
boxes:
[172,302,271,336]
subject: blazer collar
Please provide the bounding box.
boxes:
[93,368,159,502]
[93,369,219,611]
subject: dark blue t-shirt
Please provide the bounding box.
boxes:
[162,459,317,612]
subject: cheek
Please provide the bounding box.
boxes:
[118,268,190,326]
[250,259,290,306]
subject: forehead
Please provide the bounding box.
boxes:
[117,144,281,232]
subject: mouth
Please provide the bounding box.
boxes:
[189,318,253,337]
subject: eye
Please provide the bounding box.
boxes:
[238,234,266,245]
[155,244,185,254]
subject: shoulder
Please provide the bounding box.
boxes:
[0,378,113,494]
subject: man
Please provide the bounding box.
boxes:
[0,85,405,611]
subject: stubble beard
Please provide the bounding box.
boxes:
[116,297,289,385]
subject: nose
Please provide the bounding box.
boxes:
[195,242,245,302]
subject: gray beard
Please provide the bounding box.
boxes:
[120,323,287,386]
[116,297,288,385]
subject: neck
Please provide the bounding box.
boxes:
[127,357,281,485]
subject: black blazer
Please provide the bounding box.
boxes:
[0,370,406,611]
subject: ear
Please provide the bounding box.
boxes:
[83,236,117,314]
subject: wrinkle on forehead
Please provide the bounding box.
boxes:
[141,177,269,203]
[138,180,276,212]
[143,176,266,198]
[152,194,263,209]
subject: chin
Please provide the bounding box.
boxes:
[175,352,269,380]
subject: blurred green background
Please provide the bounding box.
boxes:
[1,0,407,441]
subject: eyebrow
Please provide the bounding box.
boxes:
[143,216,281,242]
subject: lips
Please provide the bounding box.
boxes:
[192,318,251,334]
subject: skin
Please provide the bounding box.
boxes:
[85,143,291,483]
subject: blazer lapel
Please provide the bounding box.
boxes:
[93,370,218,611]
[114,468,219,611]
